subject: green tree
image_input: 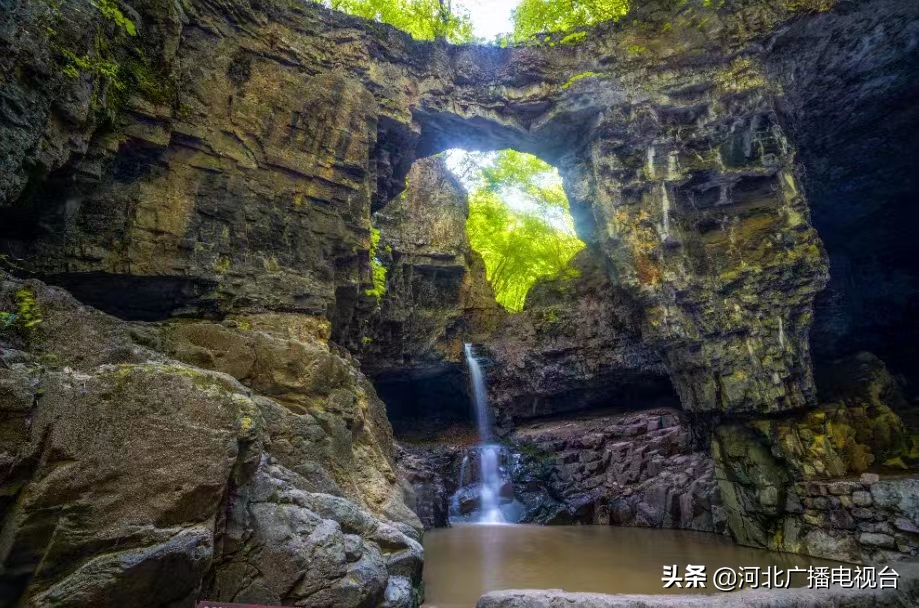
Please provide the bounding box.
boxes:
[463,151,585,312]
[326,0,474,42]
[512,0,631,40]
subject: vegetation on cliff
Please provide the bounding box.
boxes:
[323,0,474,42]
[320,0,632,44]
[452,150,585,312]
[512,0,630,40]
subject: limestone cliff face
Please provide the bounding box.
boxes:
[0,0,833,420]
[349,156,501,374]
[0,0,916,579]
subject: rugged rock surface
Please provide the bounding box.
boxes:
[395,444,461,530]
[510,409,724,533]
[485,249,675,426]
[760,0,919,393]
[354,156,501,373]
[713,354,919,563]
[0,0,917,574]
[0,0,843,419]
[395,408,725,534]
[0,272,421,607]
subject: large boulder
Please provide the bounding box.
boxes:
[0,273,421,606]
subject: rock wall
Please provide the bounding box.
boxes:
[353,156,500,373]
[0,273,422,607]
[484,249,674,426]
[713,353,919,563]
[0,0,833,418]
[0,0,916,574]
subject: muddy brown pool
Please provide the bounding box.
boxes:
[422,525,845,607]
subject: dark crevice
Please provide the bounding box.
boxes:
[373,365,474,442]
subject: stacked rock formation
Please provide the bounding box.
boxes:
[0,3,917,604]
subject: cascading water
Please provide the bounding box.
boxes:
[462,344,504,524]
[458,454,469,488]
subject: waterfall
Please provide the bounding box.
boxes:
[464,344,505,524]
[458,454,469,488]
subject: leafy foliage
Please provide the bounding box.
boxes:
[366,227,388,301]
[512,0,631,40]
[92,0,137,36]
[1,288,43,341]
[462,151,585,312]
[325,0,474,42]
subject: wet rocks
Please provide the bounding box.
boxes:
[396,444,461,530]
[509,409,725,534]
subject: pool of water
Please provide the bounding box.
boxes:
[422,525,845,607]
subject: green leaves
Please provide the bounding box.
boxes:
[366,227,388,301]
[512,0,631,41]
[327,0,474,43]
[91,0,137,36]
[463,151,584,312]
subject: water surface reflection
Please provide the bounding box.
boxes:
[423,525,845,607]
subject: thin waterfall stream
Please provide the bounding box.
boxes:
[451,344,513,524]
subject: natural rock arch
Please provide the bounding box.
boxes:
[0,0,829,418]
[1,0,917,570]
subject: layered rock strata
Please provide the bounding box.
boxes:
[0,0,835,418]
[353,156,500,373]
[484,249,674,426]
[0,0,916,570]
[510,409,724,532]
[0,273,422,607]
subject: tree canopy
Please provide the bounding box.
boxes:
[512,0,631,40]
[324,0,474,43]
[456,150,585,312]
[321,0,632,45]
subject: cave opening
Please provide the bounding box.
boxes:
[368,145,686,443]
[441,148,585,312]
[374,365,477,443]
